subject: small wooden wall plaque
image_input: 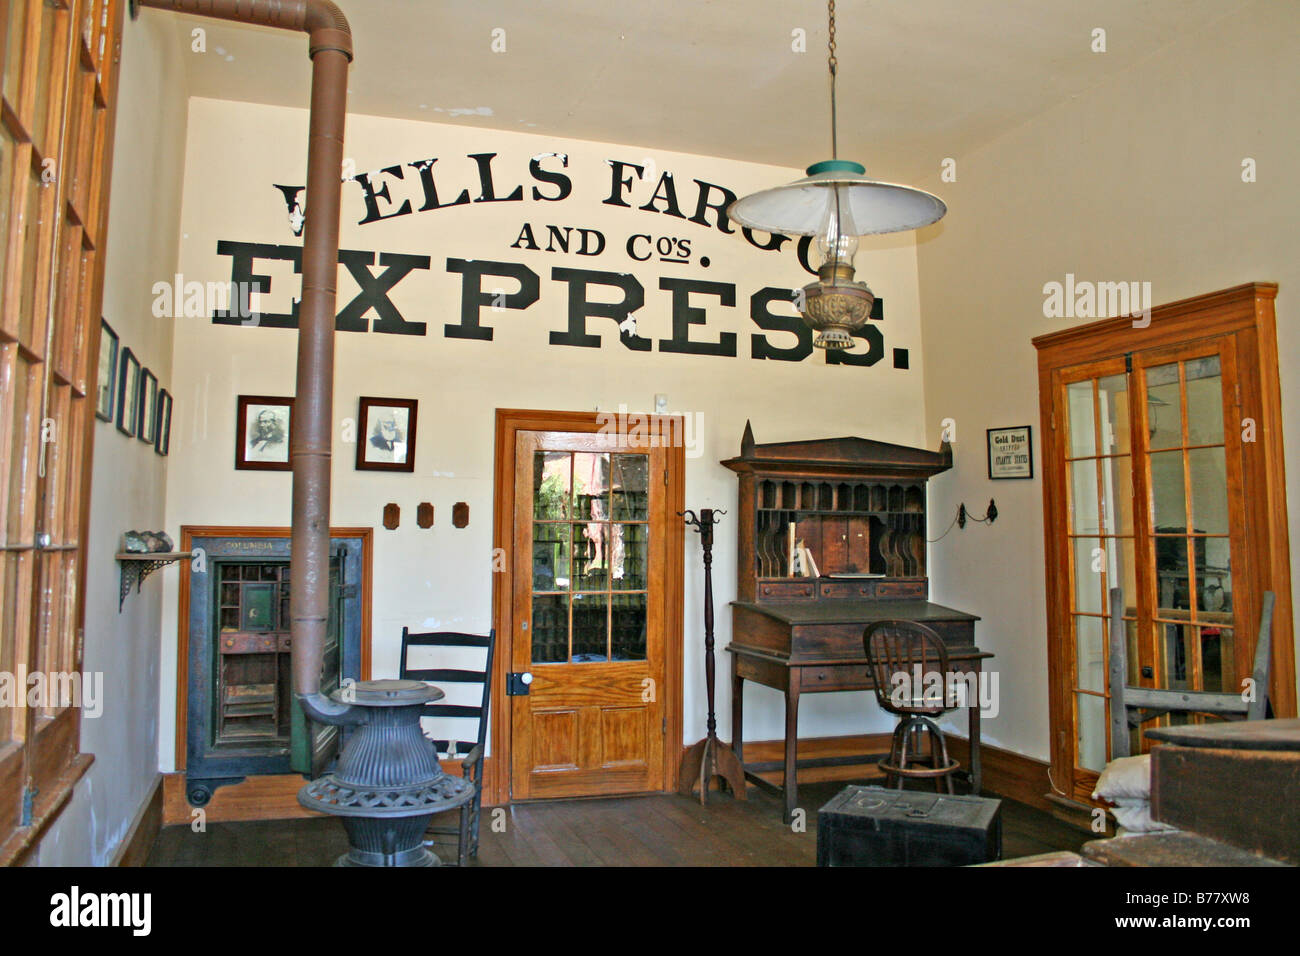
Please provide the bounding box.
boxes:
[417,503,434,528]
[382,503,400,530]
[452,502,469,528]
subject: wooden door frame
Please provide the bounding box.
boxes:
[173,525,373,770]
[490,408,685,805]
[1033,282,1295,802]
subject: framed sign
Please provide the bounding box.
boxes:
[356,397,417,472]
[137,368,158,444]
[155,389,173,457]
[116,348,140,437]
[987,426,1033,479]
[96,318,118,422]
[236,395,294,471]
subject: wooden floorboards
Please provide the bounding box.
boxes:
[146,779,1086,867]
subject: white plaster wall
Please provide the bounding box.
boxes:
[916,0,1300,765]
[35,14,189,865]
[156,99,930,770]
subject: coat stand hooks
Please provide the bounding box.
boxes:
[677,508,746,804]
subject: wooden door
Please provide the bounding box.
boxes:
[510,430,666,799]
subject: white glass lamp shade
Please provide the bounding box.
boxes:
[728,160,947,239]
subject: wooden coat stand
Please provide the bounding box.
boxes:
[678,508,746,803]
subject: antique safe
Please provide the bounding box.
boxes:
[817,785,1003,866]
[184,532,366,806]
[723,422,990,820]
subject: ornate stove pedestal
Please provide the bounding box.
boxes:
[298,679,475,867]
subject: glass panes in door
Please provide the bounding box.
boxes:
[1143,356,1235,697]
[531,450,649,664]
[1064,370,1136,771]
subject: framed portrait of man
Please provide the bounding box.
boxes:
[356,397,417,473]
[236,395,294,471]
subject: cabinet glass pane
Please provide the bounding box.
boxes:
[533,451,570,520]
[1188,446,1228,535]
[1076,693,1107,772]
[1199,541,1232,615]
[1069,459,1100,534]
[1185,356,1224,446]
[1146,363,1182,450]
[1200,625,1232,694]
[1072,536,1103,615]
[1155,537,1193,612]
[611,592,647,661]
[1074,615,1105,692]
[1101,455,1133,535]
[1098,374,1130,455]
[1149,450,1186,530]
[1158,621,1194,690]
[571,591,607,662]
[531,593,568,664]
[611,454,648,520]
[1066,381,1095,457]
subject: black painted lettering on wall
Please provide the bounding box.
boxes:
[549,267,649,351]
[469,153,524,203]
[444,258,541,341]
[742,227,790,252]
[603,160,645,208]
[354,165,414,224]
[529,153,572,202]
[687,179,737,234]
[408,158,472,212]
[657,277,736,356]
[638,172,687,219]
[336,250,431,335]
[749,286,812,361]
[212,240,301,328]
[824,304,886,367]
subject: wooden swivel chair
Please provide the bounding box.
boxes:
[399,627,495,866]
[863,620,961,793]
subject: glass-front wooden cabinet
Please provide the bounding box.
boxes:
[1035,283,1293,804]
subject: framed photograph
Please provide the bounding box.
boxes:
[236,395,294,471]
[356,397,417,473]
[116,348,140,437]
[155,389,173,457]
[987,425,1033,479]
[96,319,118,422]
[137,368,158,444]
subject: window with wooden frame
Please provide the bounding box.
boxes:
[0,0,124,863]
[1033,283,1295,805]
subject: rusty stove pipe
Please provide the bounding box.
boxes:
[132,0,356,723]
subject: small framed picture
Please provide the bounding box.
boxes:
[155,389,173,457]
[96,319,118,422]
[236,395,294,471]
[987,425,1033,479]
[116,348,140,437]
[356,397,417,472]
[137,368,158,444]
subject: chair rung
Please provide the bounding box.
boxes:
[403,632,492,648]
[424,704,482,719]
[404,668,486,684]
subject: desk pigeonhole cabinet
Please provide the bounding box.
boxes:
[817,785,1003,866]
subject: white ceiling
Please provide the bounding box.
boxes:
[148,0,1242,181]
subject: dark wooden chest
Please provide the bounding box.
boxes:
[817,785,1003,867]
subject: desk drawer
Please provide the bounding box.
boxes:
[758,580,816,601]
[800,664,870,691]
[818,579,927,600]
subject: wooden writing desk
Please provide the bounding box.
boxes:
[729,598,989,822]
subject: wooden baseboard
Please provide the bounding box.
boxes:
[724,731,1057,813]
[162,756,493,825]
[113,775,164,866]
